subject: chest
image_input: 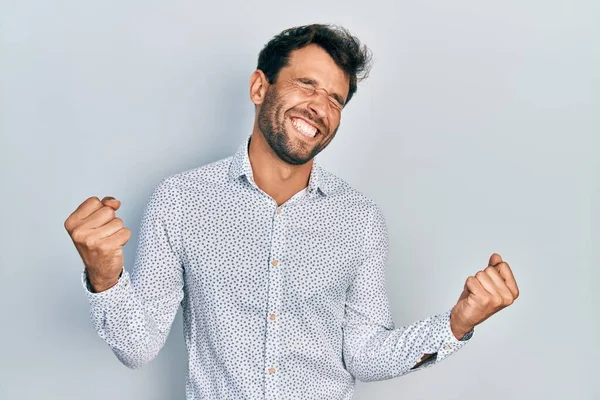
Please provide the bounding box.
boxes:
[179,190,367,310]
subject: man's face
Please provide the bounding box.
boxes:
[256,44,350,165]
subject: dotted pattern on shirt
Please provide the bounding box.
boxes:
[83,133,473,400]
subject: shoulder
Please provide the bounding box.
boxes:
[318,166,385,222]
[156,154,233,194]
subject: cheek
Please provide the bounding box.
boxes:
[332,113,341,125]
[327,114,341,133]
[275,96,298,119]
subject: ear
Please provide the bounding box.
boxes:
[250,69,269,106]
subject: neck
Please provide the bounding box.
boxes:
[247,129,313,206]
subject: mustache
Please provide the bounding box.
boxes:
[288,109,327,133]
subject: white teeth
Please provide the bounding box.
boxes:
[291,118,317,138]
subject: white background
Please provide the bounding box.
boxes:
[1,0,598,399]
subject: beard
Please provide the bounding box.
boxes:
[257,86,338,165]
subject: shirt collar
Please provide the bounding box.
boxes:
[228,134,330,197]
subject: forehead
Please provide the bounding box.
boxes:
[279,44,350,99]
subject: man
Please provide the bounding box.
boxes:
[64,24,519,399]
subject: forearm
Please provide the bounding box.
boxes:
[344,308,473,382]
[83,269,181,369]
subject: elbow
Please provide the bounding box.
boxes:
[112,346,159,370]
[353,372,379,383]
[348,365,392,383]
[350,368,404,383]
[346,353,415,383]
[347,365,372,382]
[121,358,148,370]
[346,357,389,383]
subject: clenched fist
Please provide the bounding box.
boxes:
[450,253,520,339]
[64,196,131,293]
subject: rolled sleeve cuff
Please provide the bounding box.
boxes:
[81,267,130,311]
[432,308,474,362]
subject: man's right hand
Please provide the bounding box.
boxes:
[64,196,132,293]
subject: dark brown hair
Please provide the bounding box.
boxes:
[257,24,372,105]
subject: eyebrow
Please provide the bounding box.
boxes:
[296,77,346,106]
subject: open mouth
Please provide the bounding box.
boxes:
[289,116,321,140]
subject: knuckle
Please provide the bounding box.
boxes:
[83,235,98,248]
[493,295,503,307]
[103,205,116,218]
[475,271,485,279]
[82,196,102,210]
[71,228,84,243]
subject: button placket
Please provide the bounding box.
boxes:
[265,204,285,398]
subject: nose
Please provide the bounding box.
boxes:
[307,90,328,120]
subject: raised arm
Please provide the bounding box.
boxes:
[65,177,184,368]
[342,204,473,382]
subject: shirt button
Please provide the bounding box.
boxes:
[443,344,452,351]
[269,313,276,320]
[271,259,279,267]
[276,207,282,216]
[268,367,276,375]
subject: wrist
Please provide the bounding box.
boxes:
[89,279,119,293]
[450,310,473,340]
[86,270,121,293]
[451,324,473,341]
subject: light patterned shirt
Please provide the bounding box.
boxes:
[82,133,474,400]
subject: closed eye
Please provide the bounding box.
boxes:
[294,78,317,93]
[293,78,345,110]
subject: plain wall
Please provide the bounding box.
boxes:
[1,0,598,399]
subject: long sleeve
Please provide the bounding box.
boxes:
[342,204,474,382]
[81,177,185,369]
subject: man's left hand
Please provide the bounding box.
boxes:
[450,253,520,339]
